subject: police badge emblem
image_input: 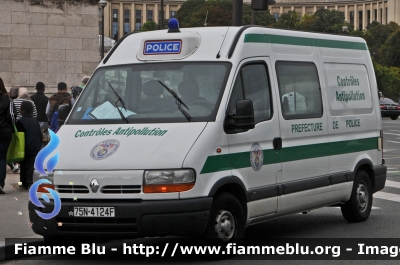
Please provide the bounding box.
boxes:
[90,139,120,160]
[250,142,263,171]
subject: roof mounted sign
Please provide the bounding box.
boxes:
[137,31,201,61]
[144,40,182,55]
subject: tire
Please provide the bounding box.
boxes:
[391,116,398,120]
[202,192,245,244]
[341,170,373,222]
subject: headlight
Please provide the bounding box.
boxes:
[33,170,55,193]
[143,169,195,193]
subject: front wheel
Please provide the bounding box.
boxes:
[341,170,372,222]
[202,192,245,244]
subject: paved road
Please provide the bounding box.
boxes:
[2,117,400,264]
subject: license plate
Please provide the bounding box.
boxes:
[388,106,395,109]
[73,207,115,217]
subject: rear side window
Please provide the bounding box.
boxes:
[227,63,272,123]
[276,61,323,119]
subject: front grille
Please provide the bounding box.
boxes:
[56,185,89,194]
[55,217,137,233]
[101,185,141,194]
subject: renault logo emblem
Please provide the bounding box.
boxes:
[90,179,99,193]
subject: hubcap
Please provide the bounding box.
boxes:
[357,182,369,212]
[214,210,236,241]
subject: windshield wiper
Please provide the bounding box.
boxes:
[107,81,129,123]
[158,81,194,122]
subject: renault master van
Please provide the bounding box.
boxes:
[29,20,387,243]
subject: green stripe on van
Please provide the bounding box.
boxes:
[200,137,378,174]
[244,33,368,51]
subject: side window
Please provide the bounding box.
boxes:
[276,61,322,119]
[228,63,272,123]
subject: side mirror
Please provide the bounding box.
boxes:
[227,99,255,131]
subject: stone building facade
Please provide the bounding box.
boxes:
[0,0,99,93]
[256,0,399,30]
[103,0,400,41]
[101,0,184,42]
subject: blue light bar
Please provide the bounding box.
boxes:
[168,18,180,33]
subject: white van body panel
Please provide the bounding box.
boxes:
[56,123,207,170]
[28,25,386,239]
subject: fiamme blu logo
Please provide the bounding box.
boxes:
[29,129,61,220]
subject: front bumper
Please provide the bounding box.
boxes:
[29,197,212,238]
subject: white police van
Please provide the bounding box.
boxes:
[29,19,386,243]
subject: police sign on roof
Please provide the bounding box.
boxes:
[144,40,182,55]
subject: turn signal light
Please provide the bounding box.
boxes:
[37,184,55,193]
[143,183,194,193]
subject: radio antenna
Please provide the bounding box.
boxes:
[204,10,208,27]
[216,27,230,59]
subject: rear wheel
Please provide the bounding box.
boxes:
[341,170,372,222]
[202,192,245,244]
[391,116,398,120]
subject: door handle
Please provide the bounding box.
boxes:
[273,137,282,150]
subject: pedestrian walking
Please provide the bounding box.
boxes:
[50,97,72,133]
[80,76,90,89]
[31,82,49,123]
[13,87,37,119]
[46,82,71,121]
[16,101,42,189]
[70,86,83,106]
[9,86,19,100]
[0,77,14,194]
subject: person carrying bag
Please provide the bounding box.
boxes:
[0,77,15,194]
[6,123,25,163]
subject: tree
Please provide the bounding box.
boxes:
[298,14,315,31]
[374,63,400,100]
[176,0,276,28]
[380,29,400,67]
[308,9,348,34]
[276,10,301,29]
[243,4,276,27]
[141,21,158,31]
[176,0,208,28]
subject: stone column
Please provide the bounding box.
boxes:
[104,1,111,38]
[382,1,387,24]
[335,5,338,11]
[354,4,358,29]
[131,3,135,31]
[302,6,306,15]
[362,4,366,30]
[166,4,170,19]
[371,2,374,22]
[376,2,382,23]
[345,4,348,22]
[119,3,123,38]
[143,3,147,24]
[155,3,159,25]
[280,6,283,14]
[291,6,294,11]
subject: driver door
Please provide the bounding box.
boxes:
[226,58,282,219]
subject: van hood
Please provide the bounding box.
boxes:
[54,123,207,170]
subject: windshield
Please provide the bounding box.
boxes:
[68,62,231,124]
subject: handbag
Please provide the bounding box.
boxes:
[6,124,25,163]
